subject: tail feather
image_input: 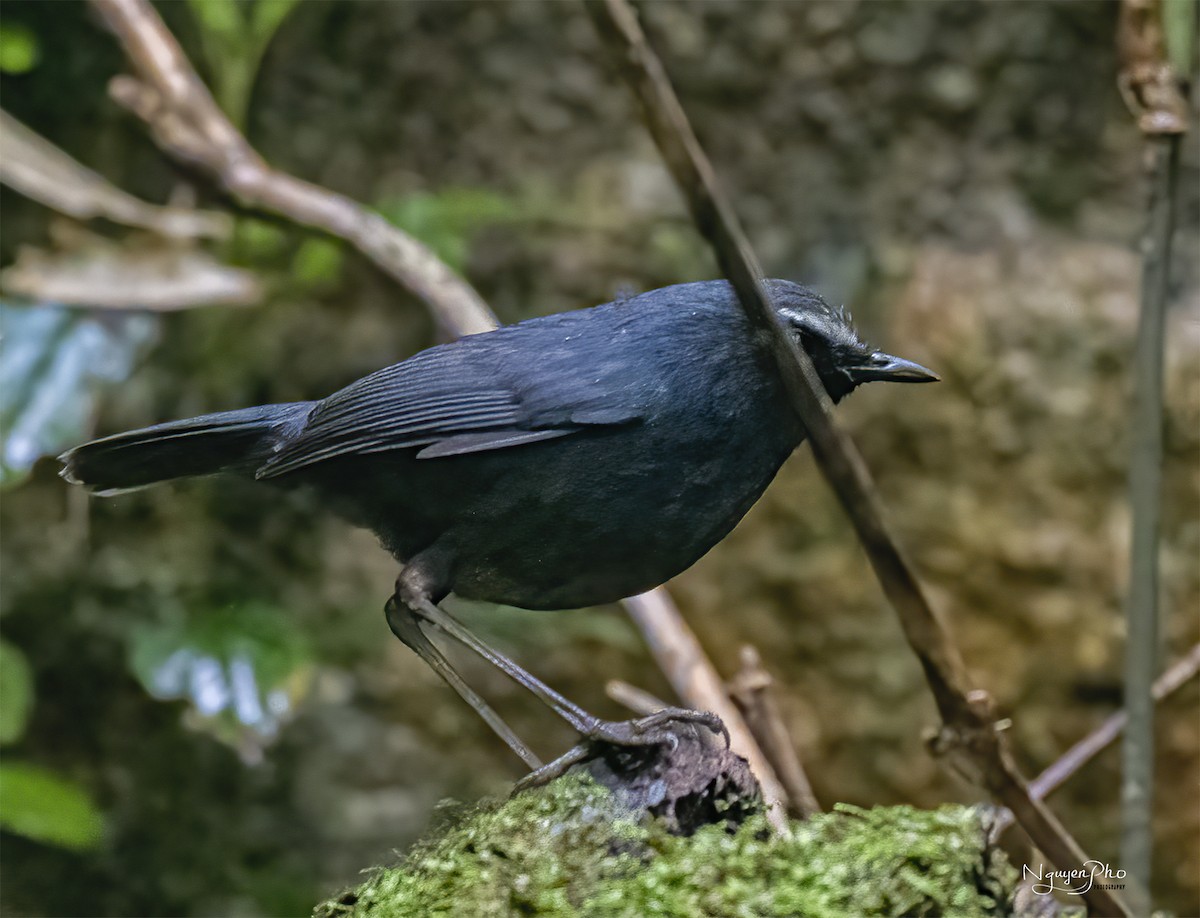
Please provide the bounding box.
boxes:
[60,403,314,495]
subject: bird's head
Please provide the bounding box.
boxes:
[767,280,938,401]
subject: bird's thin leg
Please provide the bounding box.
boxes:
[409,596,729,751]
[407,596,597,733]
[384,596,543,771]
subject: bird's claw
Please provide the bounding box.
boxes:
[512,707,729,794]
[612,707,730,749]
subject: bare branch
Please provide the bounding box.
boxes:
[0,109,228,239]
[729,645,821,818]
[606,679,669,717]
[585,2,1130,914]
[89,0,787,829]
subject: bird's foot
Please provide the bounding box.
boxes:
[580,707,730,750]
[513,707,728,792]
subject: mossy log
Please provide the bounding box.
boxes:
[314,727,1019,918]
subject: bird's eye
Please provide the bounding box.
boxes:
[795,329,819,354]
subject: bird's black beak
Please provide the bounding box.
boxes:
[849,351,940,384]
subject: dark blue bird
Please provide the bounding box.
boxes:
[61,279,936,771]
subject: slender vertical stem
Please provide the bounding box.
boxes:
[1119,132,1180,914]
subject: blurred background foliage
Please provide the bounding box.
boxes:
[0,1,1196,916]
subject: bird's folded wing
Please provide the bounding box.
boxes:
[255,346,641,478]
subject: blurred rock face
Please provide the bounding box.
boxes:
[1,0,1196,915]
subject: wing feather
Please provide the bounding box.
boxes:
[255,311,649,478]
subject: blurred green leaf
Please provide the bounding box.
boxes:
[129,604,313,762]
[0,763,103,851]
[0,304,158,489]
[233,216,290,262]
[1162,0,1197,75]
[251,0,300,42]
[377,188,519,272]
[0,22,40,75]
[185,0,243,44]
[290,237,343,288]
[0,640,34,745]
[186,0,298,129]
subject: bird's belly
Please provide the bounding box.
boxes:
[296,407,798,611]
[443,425,795,609]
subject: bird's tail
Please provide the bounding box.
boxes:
[59,402,314,495]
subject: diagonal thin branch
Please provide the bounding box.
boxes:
[585,2,1130,914]
[87,0,788,829]
[0,108,229,240]
[606,679,669,716]
[992,643,1200,838]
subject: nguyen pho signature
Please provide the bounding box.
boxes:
[1023,860,1127,896]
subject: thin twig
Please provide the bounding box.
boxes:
[88,0,787,829]
[0,108,228,239]
[585,2,1130,914]
[1115,1,1189,909]
[992,644,1200,838]
[606,679,669,717]
[728,646,821,818]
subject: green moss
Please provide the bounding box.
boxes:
[314,777,1016,918]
